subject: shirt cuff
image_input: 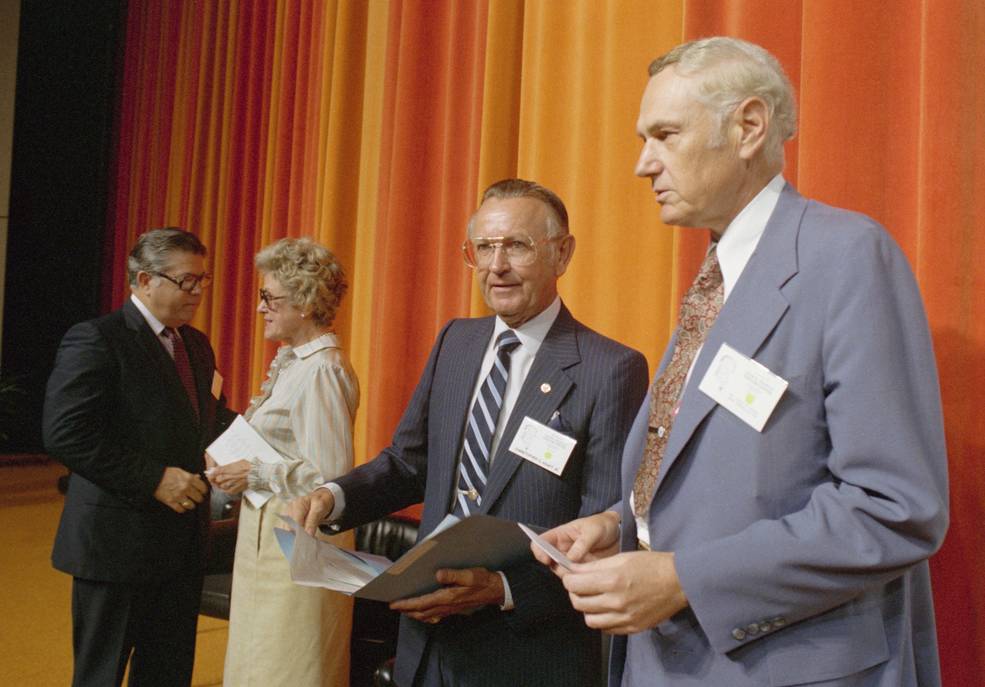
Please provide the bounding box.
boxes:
[247,459,267,491]
[497,571,514,611]
[319,482,346,522]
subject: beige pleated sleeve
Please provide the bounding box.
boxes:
[245,335,359,500]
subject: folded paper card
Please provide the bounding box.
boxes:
[206,415,285,508]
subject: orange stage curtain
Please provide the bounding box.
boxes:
[109,1,984,679]
[363,0,490,463]
[108,0,386,424]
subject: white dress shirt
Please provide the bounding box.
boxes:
[635,175,785,545]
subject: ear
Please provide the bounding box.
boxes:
[734,96,769,160]
[554,234,576,277]
[136,270,154,292]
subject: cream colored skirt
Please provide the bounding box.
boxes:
[223,496,354,687]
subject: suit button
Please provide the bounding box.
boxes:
[758,622,772,634]
[745,623,760,636]
[772,616,786,628]
[731,628,747,641]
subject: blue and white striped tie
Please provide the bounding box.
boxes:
[454,330,521,516]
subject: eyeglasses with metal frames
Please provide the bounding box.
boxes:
[258,288,289,309]
[461,234,559,269]
[152,271,213,292]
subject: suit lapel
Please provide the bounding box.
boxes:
[653,185,806,491]
[122,299,200,428]
[480,306,580,513]
[429,318,494,521]
[179,324,211,426]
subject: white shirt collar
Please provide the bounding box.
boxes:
[130,293,167,335]
[716,174,785,300]
[290,332,340,359]
[491,296,561,355]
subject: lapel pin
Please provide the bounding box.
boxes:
[540,383,551,394]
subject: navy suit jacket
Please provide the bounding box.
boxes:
[45,299,234,582]
[333,304,648,687]
[613,185,948,687]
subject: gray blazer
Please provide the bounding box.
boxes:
[613,185,948,687]
[333,304,648,687]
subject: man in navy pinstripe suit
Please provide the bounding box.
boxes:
[290,179,648,687]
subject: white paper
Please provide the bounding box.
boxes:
[275,515,393,595]
[698,343,789,432]
[206,415,285,508]
[519,522,573,570]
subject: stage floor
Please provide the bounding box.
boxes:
[0,460,228,686]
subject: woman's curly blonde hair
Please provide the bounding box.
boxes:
[255,237,347,327]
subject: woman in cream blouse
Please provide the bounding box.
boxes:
[210,237,358,686]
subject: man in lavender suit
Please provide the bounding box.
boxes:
[537,37,948,687]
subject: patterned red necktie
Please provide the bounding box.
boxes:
[632,245,723,517]
[165,327,200,420]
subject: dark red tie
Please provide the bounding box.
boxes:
[165,327,200,419]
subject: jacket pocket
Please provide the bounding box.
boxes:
[766,603,888,686]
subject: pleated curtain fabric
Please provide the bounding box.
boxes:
[107,4,985,680]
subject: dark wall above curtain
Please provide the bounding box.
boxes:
[1,0,125,451]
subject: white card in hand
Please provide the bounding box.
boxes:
[519,522,574,570]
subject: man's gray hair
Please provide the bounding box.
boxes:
[127,228,207,287]
[468,178,569,238]
[649,37,797,167]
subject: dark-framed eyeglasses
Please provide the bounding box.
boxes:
[258,288,289,309]
[152,271,213,292]
[462,234,558,269]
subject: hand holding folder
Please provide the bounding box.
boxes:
[275,513,533,602]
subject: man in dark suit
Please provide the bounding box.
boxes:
[44,228,235,686]
[290,179,649,687]
[535,37,948,687]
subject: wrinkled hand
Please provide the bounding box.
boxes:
[287,489,336,536]
[390,567,505,624]
[208,459,251,495]
[154,467,208,513]
[561,550,688,634]
[532,510,621,576]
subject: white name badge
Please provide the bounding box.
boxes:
[698,343,788,432]
[211,370,224,399]
[508,416,577,476]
